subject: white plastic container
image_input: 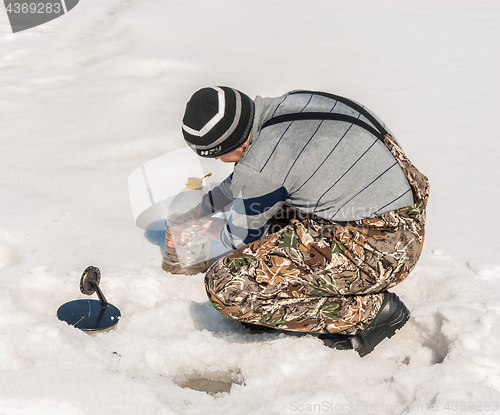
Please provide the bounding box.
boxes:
[162,175,212,275]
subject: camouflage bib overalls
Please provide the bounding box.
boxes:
[205,133,429,335]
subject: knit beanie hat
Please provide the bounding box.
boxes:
[182,86,255,158]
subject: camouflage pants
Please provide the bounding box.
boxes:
[205,135,430,335]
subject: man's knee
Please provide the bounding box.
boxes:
[204,257,236,306]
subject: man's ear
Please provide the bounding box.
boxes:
[243,133,252,149]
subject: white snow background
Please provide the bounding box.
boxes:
[1,1,499,414]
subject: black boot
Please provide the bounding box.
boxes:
[241,322,278,333]
[319,292,410,357]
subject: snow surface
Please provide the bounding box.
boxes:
[1,1,499,414]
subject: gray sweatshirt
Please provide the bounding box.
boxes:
[202,90,414,249]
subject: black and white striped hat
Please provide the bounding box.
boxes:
[182,86,254,158]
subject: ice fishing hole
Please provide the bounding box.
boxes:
[174,370,244,395]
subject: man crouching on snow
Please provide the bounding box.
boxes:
[167,86,429,357]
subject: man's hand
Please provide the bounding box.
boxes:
[165,204,205,249]
[200,217,226,243]
[164,204,226,247]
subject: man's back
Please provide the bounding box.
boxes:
[236,91,414,222]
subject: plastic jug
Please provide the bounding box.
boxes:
[162,174,212,275]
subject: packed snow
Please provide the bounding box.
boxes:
[0,1,499,414]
